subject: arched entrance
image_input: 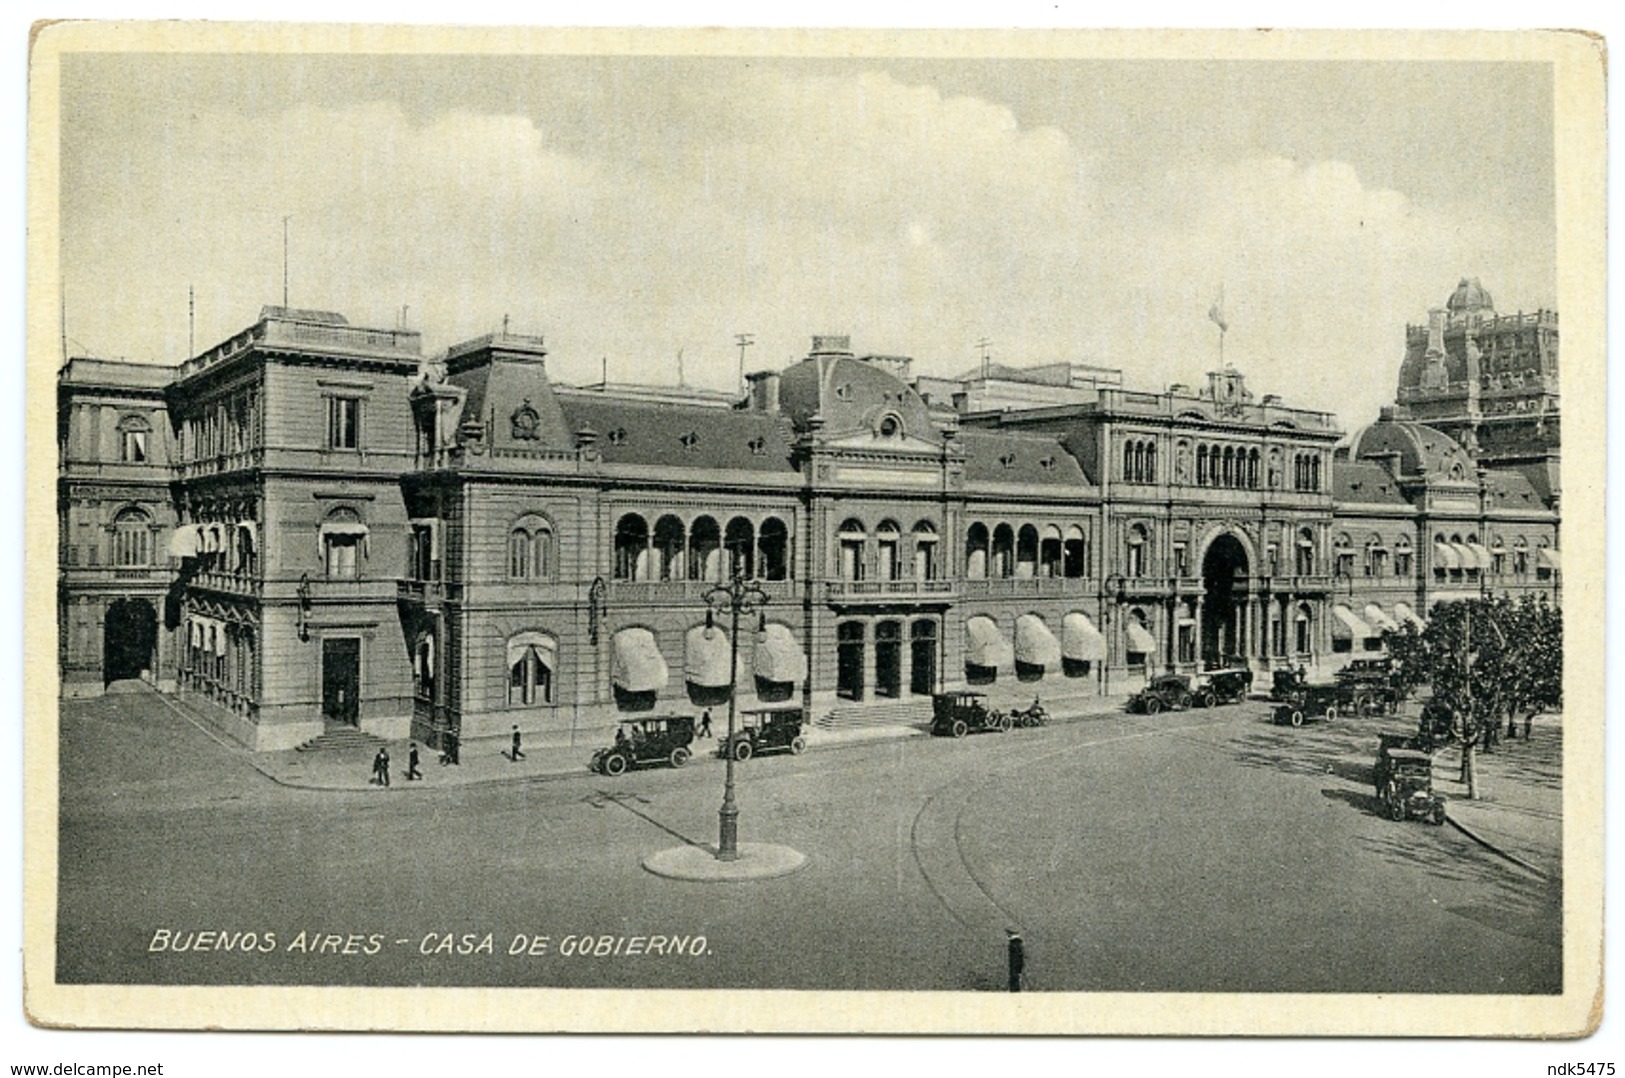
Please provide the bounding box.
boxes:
[1200,534,1249,666]
[104,598,157,685]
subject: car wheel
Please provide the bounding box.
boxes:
[670,746,690,768]
[1145,698,1162,715]
[1430,803,1447,826]
[1289,709,1305,728]
[733,740,753,761]
[951,719,968,738]
[1324,706,1338,722]
[1200,691,1217,709]
[996,713,1012,733]
[1388,796,1407,822]
[603,752,628,777]
[789,735,807,755]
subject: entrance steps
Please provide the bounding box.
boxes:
[817,700,932,730]
[295,726,385,754]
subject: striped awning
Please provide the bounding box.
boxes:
[1061,612,1106,662]
[1394,602,1426,630]
[1538,547,1560,571]
[1014,614,1062,669]
[964,616,1013,669]
[1125,620,1157,656]
[1363,603,1399,633]
[612,628,669,694]
[1331,604,1373,640]
[753,623,807,685]
[1432,543,1460,570]
[684,625,736,688]
[1449,543,1480,570]
[168,526,198,558]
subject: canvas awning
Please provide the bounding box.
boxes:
[1538,547,1560,571]
[320,521,370,538]
[964,616,1013,669]
[1394,602,1426,630]
[189,619,202,648]
[1014,614,1062,669]
[1363,603,1399,633]
[1464,542,1492,570]
[752,623,807,685]
[168,526,198,558]
[505,631,553,670]
[1449,543,1480,570]
[612,628,668,694]
[1061,612,1106,662]
[213,619,228,656]
[1331,604,1373,640]
[1432,543,1460,570]
[236,521,258,553]
[684,625,736,688]
[1125,620,1158,656]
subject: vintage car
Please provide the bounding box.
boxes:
[589,715,696,776]
[1378,747,1447,825]
[1335,658,1401,716]
[1372,731,1428,795]
[1272,681,1343,726]
[1008,698,1050,728]
[1127,674,1192,715]
[720,706,809,761]
[1191,666,1254,707]
[1269,665,1310,702]
[931,691,1010,737]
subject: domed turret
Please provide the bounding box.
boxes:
[1446,277,1495,318]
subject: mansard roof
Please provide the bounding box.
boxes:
[1331,460,1410,506]
[558,395,798,474]
[777,352,940,445]
[1347,414,1473,480]
[957,428,1092,489]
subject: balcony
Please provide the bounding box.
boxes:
[824,579,957,604]
[961,576,1091,598]
[189,569,264,597]
[608,579,796,604]
[397,578,447,608]
[1262,575,1333,595]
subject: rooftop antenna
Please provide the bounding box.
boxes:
[189,284,195,357]
[976,337,993,380]
[59,289,67,364]
[734,333,755,393]
[281,215,291,307]
[601,356,608,386]
[677,347,685,387]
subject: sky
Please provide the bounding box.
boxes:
[58,50,1553,427]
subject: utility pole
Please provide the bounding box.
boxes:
[734,333,755,394]
[282,215,291,307]
[188,285,195,357]
[976,337,993,380]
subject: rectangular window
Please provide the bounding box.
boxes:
[121,430,148,463]
[1395,551,1412,577]
[1172,543,1188,578]
[326,397,360,450]
[325,536,359,578]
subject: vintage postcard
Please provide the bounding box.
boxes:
[23,23,1605,1036]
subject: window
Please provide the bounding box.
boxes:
[1126,525,1148,578]
[912,521,939,581]
[112,508,151,568]
[992,524,1015,578]
[326,397,360,450]
[507,635,555,706]
[1063,525,1088,578]
[1513,540,1528,576]
[875,520,901,582]
[1394,539,1413,577]
[414,634,435,700]
[838,519,866,582]
[1172,542,1188,578]
[1294,529,1316,576]
[121,428,148,463]
[725,517,756,579]
[412,523,437,581]
[1365,539,1387,578]
[760,517,791,581]
[653,515,686,581]
[509,516,554,581]
[322,507,365,579]
[613,514,649,581]
[965,523,989,580]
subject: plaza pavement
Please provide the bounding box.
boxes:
[154,683,1562,881]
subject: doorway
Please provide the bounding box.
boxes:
[910,619,938,695]
[322,637,361,726]
[1201,533,1249,665]
[874,620,902,699]
[103,598,157,684]
[836,621,865,701]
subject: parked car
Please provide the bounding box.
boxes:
[1269,665,1310,702]
[1372,731,1428,795]
[1336,658,1400,715]
[720,707,808,760]
[1191,666,1253,707]
[1127,674,1192,715]
[1272,682,1343,726]
[931,692,1010,737]
[589,715,696,775]
[1377,747,1447,825]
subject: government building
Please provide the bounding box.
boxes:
[57,279,1561,751]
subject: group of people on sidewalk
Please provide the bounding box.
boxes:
[368,724,530,786]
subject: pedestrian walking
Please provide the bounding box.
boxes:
[373,746,391,788]
[439,729,460,766]
[511,724,526,761]
[1006,929,1025,993]
[406,742,422,780]
[698,710,712,739]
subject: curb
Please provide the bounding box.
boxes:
[1444,809,1554,881]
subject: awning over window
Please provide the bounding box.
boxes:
[1331,604,1373,640]
[964,616,1013,669]
[1394,602,1426,630]
[168,526,198,558]
[237,521,258,553]
[1125,620,1157,656]
[320,521,370,538]
[189,619,202,648]
[1538,547,1560,571]
[1432,543,1460,570]
[612,628,668,694]
[213,619,228,656]
[1450,543,1480,570]
[505,631,554,669]
[1061,612,1106,662]
[684,625,735,688]
[1363,603,1399,632]
[1014,614,1062,668]
[1465,542,1491,569]
[753,623,807,684]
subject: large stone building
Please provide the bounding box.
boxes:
[56,283,1562,750]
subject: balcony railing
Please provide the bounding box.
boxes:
[960,576,1090,597]
[608,579,796,603]
[823,579,957,602]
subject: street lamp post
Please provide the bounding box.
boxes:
[703,568,770,862]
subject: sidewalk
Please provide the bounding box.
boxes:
[223,692,1137,793]
[1433,717,1563,880]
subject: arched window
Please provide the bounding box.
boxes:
[1512,537,1529,576]
[875,520,901,582]
[507,632,556,706]
[1294,603,1314,655]
[1123,440,1136,482]
[1393,536,1413,577]
[991,524,1016,578]
[759,517,790,581]
[912,521,939,581]
[1222,446,1235,488]
[965,522,989,580]
[509,514,554,580]
[689,516,721,582]
[1126,523,1149,578]
[724,517,755,580]
[838,519,866,582]
[112,507,152,568]
[321,506,366,579]
[1247,448,1260,489]
[613,513,649,581]
[1015,524,1039,579]
[1145,441,1157,483]
[1333,533,1355,578]
[1197,445,1209,486]
[1063,525,1087,578]
[1039,524,1064,577]
[653,515,686,581]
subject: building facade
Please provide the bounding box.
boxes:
[57,283,1562,750]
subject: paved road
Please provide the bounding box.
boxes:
[55,691,1560,992]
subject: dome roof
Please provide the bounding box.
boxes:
[777,350,939,444]
[1349,416,1474,480]
[1446,277,1495,315]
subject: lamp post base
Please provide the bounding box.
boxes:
[717,805,740,861]
[644,842,807,882]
